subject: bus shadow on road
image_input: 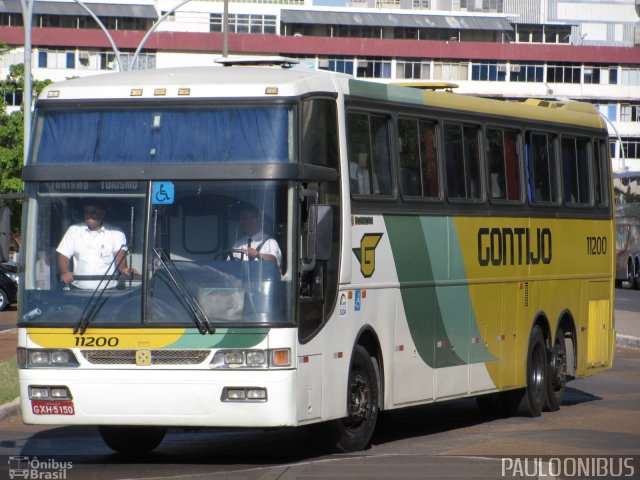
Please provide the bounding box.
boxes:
[561,386,602,406]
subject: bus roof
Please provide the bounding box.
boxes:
[40,65,606,131]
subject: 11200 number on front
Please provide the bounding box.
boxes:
[74,336,119,347]
[587,236,607,256]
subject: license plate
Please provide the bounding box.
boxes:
[31,400,75,415]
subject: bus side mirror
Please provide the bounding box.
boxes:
[0,206,10,263]
[301,204,332,272]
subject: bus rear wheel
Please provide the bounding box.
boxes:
[544,327,568,412]
[322,345,380,452]
[514,325,547,417]
[98,426,167,454]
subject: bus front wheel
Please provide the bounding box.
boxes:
[514,325,547,417]
[321,345,380,452]
[98,426,167,454]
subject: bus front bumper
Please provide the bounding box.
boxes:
[19,368,298,427]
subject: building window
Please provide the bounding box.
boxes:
[510,63,543,82]
[433,62,469,81]
[357,58,391,79]
[622,138,640,160]
[2,89,23,107]
[319,58,354,75]
[412,0,429,9]
[621,104,640,123]
[210,14,276,34]
[481,0,503,12]
[547,63,581,84]
[396,60,430,80]
[516,25,543,43]
[471,61,506,81]
[621,67,640,86]
[37,49,75,69]
[583,66,617,85]
[544,26,571,44]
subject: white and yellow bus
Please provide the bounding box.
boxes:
[17,60,615,453]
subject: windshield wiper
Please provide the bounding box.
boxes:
[73,245,128,335]
[152,248,215,335]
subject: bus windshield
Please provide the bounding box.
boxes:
[31,105,295,164]
[20,180,294,328]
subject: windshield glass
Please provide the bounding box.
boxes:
[20,181,294,327]
[31,106,295,164]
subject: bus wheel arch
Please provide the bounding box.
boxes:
[321,328,383,453]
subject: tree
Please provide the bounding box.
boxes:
[0,62,52,235]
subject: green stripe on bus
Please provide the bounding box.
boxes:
[166,328,270,349]
[385,215,494,367]
[384,215,464,368]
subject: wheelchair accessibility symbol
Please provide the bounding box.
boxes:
[152,182,174,205]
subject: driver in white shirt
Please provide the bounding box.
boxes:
[57,203,136,289]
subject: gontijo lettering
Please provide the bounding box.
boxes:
[478,227,552,266]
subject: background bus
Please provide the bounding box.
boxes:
[17,61,614,454]
[614,173,640,289]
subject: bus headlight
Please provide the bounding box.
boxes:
[210,348,291,369]
[18,348,80,368]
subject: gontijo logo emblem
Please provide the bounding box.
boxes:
[353,233,383,278]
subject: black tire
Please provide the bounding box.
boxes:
[98,426,166,454]
[615,279,622,289]
[322,345,380,452]
[544,327,567,412]
[514,325,547,417]
[0,288,8,311]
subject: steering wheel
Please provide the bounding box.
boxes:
[215,248,248,261]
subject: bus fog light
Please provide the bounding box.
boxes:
[29,387,49,399]
[246,388,267,400]
[226,388,246,400]
[50,387,71,399]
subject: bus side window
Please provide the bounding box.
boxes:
[398,117,440,199]
[444,122,481,200]
[561,137,590,205]
[593,139,609,207]
[526,132,558,204]
[486,127,522,202]
[347,112,393,197]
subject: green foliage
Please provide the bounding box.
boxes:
[0,62,52,234]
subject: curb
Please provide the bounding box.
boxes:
[0,397,20,421]
[616,333,640,349]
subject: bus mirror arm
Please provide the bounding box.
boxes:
[300,189,332,272]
